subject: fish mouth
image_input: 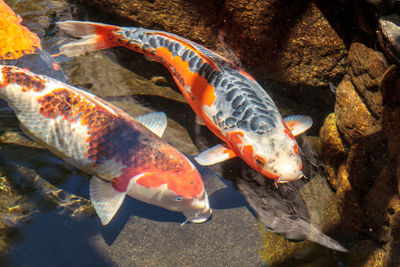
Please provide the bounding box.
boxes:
[183,207,213,224]
[183,189,212,223]
[190,209,213,223]
[277,171,305,183]
[277,179,290,183]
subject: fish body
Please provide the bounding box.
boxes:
[0,0,66,81]
[0,65,211,225]
[58,21,312,183]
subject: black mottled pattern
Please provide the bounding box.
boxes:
[115,27,279,135]
[211,70,278,135]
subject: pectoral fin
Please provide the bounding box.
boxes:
[284,115,313,136]
[90,176,126,225]
[135,112,167,138]
[194,144,237,166]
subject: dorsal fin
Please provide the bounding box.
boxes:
[135,112,167,138]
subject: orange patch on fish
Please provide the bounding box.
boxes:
[284,128,295,141]
[223,147,236,158]
[89,23,120,51]
[37,88,143,166]
[282,119,296,141]
[227,131,244,146]
[1,66,46,91]
[136,172,164,188]
[242,145,254,162]
[293,143,300,155]
[154,46,216,107]
[115,157,204,198]
[0,0,41,60]
[164,169,204,198]
[264,170,280,180]
[190,73,216,107]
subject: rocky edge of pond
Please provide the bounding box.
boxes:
[1,0,400,266]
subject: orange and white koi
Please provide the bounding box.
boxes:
[58,21,313,184]
[0,0,66,81]
[0,65,211,225]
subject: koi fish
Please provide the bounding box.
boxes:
[0,65,211,225]
[0,0,66,81]
[58,21,313,184]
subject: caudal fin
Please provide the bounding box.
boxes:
[57,20,118,57]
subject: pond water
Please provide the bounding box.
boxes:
[0,0,357,266]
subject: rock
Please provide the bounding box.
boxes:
[335,163,362,237]
[150,76,169,86]
[380,65,400,158]
[319,113,346,190]
[334,78,381,144]
[362,166,399,244]
[380,65,400,199]
[83,0,348,87]
[348,240,387,267]
[325,42,400,265]
[335,43,388,144]
[335,164,352,208]
[219,0,348,87]
[378,14,400,66]
[0,132,45,149]
[332,44,389,239]
[82,0,220,47]
[398,155,400,196]
[347,42,388,119]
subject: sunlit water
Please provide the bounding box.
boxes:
[0,0,350,266]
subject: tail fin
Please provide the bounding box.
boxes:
[57,21,119,57]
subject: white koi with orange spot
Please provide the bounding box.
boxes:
[0,65,211,225]
[58,20,313,183]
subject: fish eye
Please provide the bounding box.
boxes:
[255,156,265,166]
[175,196,184,201]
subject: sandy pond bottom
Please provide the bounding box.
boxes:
[1,164,265,266]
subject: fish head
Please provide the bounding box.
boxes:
[232,128,304,183]
[129,155,212,223]
[169,159,212,223]
[181,189,212,223]
[156,171,212,224]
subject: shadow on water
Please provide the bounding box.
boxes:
[2,211,114,267]
[201,133,350,254]
[0,140,252,265]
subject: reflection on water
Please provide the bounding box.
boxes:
[0,0,354,266]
